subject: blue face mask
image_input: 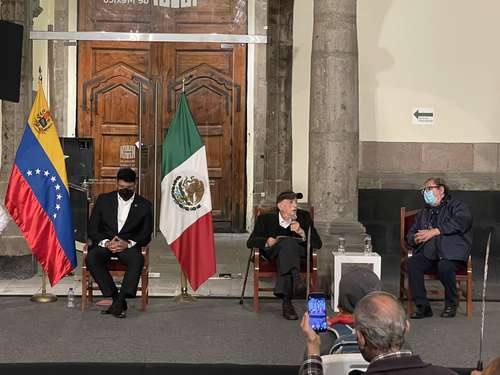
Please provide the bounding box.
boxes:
[423,189,437,205]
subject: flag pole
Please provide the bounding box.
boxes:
[29,68,58,304]
[174,270,196,302]
[173,77,195,303]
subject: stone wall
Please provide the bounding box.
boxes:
[0,0,39,279]
[359,141,500,191]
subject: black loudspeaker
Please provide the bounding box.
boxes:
[60,137,94,185]
[0,21,23,102]
[69,184,88,243]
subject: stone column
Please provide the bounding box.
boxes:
[0,0,40,279]
[262,0,294,203]
[308,0,365,290]
[49,0,69,136]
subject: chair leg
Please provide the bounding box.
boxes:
[140,274,147,312]
[406,279,413,316]
[89,279,93,304]
[239,250,253,305]
[467,278,473,319]
[253,266,260,312]
[81,270,87,312]
[311,270,317,293]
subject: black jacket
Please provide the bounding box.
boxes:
[88,191,153,249]
[247,208,322,250]
[406,196,472,262]
[364,355,457,375]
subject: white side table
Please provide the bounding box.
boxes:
[331,251,382,311]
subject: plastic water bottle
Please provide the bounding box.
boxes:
[338,236,346,254]
[67,287,75,308]
[364,235,373,255]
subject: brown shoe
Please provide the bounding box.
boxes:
[282,301,298,320]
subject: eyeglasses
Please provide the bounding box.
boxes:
[420,185,440,194]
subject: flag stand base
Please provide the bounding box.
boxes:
[173,288,196,303]
[31,271,57,302]
[173,271,196,302]
[31,293,57,303]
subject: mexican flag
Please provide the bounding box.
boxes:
[159,93,216,290]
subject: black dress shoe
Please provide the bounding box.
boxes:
[101,299,127,317]
[441,304,457,318]
[411,305,433,319]
[282,301,298,320]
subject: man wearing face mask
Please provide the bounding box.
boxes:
[406,177,472,319]
[86,168,153,318]
[247,191,322,320]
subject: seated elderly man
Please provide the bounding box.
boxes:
[300,292,457,375]
[406,177,473,319]
[247,191,322,320]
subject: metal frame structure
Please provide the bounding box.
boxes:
[30,31,267,44]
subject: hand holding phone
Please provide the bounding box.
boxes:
[307,293,327,332]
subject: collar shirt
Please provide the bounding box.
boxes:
[279,212,292,229]
[117,192,135,232]
[371,350,413,364]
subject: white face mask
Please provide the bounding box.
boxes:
[423,189,437,205]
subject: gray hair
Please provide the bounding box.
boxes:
[353,292,408,352]
[425,177,449,195]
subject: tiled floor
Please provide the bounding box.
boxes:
[0,233,264,298]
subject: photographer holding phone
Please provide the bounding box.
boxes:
[247,191,322,320]
[299,292,456,375]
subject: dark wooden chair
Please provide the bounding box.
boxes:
[81,244,150,312]
[399,207,473,318]
[239,207,318,312]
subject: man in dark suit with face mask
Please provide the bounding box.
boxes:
[86,168,153,318]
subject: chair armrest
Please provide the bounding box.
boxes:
[401,243,413,258]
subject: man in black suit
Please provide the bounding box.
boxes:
[247,191,322,320]
[86,168,153,318]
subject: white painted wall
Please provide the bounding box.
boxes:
[291,0,313,201]
[358,0,500,143]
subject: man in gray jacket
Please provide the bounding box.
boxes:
[406,177,473,319]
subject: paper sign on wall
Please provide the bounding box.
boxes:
[412,108,435,125]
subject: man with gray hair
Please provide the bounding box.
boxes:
[300,292,457,375]
[354,292,456,374]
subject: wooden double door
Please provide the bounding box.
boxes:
[77,41,246,232]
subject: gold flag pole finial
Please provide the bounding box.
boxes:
[38,66,42,83]
[182,77,186,93]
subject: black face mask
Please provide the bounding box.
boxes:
[118,188,134,201]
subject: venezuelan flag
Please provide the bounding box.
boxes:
[5,82,77,286]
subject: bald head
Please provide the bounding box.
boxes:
[354,292,408,355]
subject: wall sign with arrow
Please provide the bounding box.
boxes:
[412,107,435,125]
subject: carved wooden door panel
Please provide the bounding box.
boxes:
[162,43,246,232]
[77,41,155,203]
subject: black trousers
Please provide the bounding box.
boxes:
[85,245,144,299]
[261,237,306,299]
[407,252,466,307]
